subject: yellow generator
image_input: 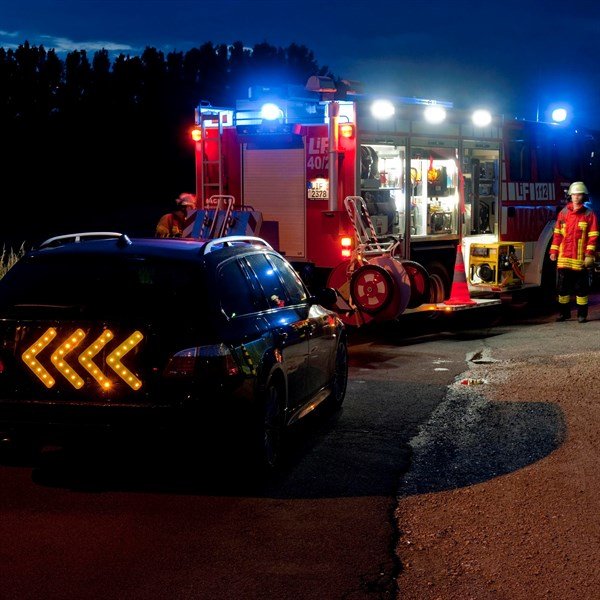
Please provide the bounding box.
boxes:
[468,242,525,290]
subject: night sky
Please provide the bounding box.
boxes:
[2,0,600,127]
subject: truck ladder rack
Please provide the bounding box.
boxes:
[343,196,401,256]
[199,195,235,239]
[198,109,225,202]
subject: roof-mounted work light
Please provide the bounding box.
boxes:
[472,109,492,127]
[424,105,446,124]
[371,99,395,119]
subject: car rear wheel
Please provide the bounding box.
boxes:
[254,378,285,471]
[328,339,348,409]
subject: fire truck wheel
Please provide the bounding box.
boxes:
[401,260,431,308]
[350,264,395,314]
[426,261,450,303]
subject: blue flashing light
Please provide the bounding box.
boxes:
[260,103,283,121]
[551,107,568,123]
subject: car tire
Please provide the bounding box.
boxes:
[253,378,285,472]
[328,338,348,409]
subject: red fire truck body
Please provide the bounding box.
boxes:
[191,84,600,323]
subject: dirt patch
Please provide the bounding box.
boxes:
[396,340,600,599]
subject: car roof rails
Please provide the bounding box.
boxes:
[200,236,273,256]
[39,232,131,249]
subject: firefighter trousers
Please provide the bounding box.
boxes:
[556,268,590,318]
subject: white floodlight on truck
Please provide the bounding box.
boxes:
[472,109,492,127]
[370,99,395,119]
[424,104,446,124]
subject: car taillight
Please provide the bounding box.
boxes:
[163,344,239,378]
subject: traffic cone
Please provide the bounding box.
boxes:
[444,246,476,305]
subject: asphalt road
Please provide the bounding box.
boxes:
[0,301,554,600]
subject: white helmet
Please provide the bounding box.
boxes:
[568,181,588,196]
[176,193,196,208]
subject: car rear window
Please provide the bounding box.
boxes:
[0,253,211,321]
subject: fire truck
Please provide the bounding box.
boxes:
[190,77,600,326]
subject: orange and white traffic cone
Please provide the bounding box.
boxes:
[444,246,476,305]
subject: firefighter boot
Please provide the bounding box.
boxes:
[577,302,588,323]
[556,297,571,322]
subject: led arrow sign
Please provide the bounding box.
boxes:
[22,327,58,388]
[78,329,115,390]
[106,331,144,390]
[51,328,86,389]
[21,328,144,391]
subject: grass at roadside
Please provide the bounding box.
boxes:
[0,244,26,280]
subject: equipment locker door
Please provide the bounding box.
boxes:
[242,146,306,258]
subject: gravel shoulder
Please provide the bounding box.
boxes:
[395,314,600,600]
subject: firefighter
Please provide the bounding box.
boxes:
[549,181,599,322]
[155,193,196,238]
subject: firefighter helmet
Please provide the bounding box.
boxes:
[568,181,588,196]
[176,193,196,208]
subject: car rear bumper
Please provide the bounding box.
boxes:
[0,380,256,443]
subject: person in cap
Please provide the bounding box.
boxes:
[155,193,197,238]
[549,181,599,322]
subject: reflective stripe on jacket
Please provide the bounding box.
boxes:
[550,203,599,270]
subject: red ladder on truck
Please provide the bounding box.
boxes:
[196,106,226,203]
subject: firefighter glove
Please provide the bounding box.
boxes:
[584,255,595,268]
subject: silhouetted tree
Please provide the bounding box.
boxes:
[0,39,333,244]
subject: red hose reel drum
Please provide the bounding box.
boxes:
[327,260,374,327]
[350,256,411,321]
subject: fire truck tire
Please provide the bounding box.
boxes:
[350,264,394,314]
[426,261,451,303]
[400,260,431,308]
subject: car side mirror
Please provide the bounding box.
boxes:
[311,287,338,308]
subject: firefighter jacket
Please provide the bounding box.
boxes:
[155,212,185,238]
[550,202,599,270]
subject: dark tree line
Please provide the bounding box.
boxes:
[0,41,331,247]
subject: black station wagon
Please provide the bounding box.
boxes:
[0,233,347,469]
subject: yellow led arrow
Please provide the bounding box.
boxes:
[51,328,85,389]
[21,327,57,388]
[78,329,114,391]
[107,330,144,390]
